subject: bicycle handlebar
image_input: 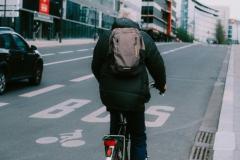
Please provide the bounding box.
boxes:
[149,81,165,96]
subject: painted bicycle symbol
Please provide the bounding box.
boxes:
[36,129,85,148]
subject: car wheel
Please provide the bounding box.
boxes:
[29,65,42,85]
[0,72,6,94]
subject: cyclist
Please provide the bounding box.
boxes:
[92,8,166,160]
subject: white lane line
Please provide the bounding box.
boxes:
[70,74,94,82]
[0,103,8,108]
[42,53,56,57]
[19,84,64,97]
[161,43,198,55]
[76,49,89,52]
[156,42,177,46]
[41,48,92,57]
[44,55,93,66]
[58,51,74,54]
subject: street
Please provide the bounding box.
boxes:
[0,42,229,160]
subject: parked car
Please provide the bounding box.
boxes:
[207,38,217,44]
[0,27,14,32]
[0,30,43,94]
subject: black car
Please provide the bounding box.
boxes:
[0,27,14,32]
[0,30,43,94]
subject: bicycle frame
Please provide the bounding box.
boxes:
[103,113,129,160]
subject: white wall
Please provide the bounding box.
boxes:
[187,0,220,42]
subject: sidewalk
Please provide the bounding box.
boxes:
[27,38,96,48]
[213,45,240,160]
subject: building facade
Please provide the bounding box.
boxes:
[0,0,120,40]
[141,0,177,41]
[228,19,240,44]
[181,0,221,42]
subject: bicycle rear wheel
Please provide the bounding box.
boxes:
[103,135,126,160]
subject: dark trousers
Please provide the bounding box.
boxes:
[109,110,147,160]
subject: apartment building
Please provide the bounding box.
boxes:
[228,19,240,44]
[141,0,177,41]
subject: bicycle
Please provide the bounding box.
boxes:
[103,113,129,160]
[102,82,162,160]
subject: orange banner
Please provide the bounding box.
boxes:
[39,0,50,15]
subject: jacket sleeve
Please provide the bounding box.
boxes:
[91,31,109,82]
[143,32,166,90]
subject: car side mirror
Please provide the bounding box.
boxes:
[30,45,37,51]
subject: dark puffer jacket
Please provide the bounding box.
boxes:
[92,18,166,111]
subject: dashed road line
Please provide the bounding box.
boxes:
[156,42,178,46]
[19,84,65,98]
[161,43,198,55]
[42,48,92,57]
[70,74,94,82]
[42,53,56,57]
[58,51,74,54]
[44,55,93,66]
[0,103,8,108]
[76,49,90,52]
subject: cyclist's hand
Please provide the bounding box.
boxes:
[159,84,167,95]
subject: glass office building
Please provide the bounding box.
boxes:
[0,0,119,40]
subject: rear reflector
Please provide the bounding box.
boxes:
[104,139,117,146]
[106,148,113,157]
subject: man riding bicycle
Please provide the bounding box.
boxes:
[92,9,166,160]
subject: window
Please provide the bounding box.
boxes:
[0,34,13,49]
[12,34,29,52]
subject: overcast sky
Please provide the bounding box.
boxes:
[198,0,239,19]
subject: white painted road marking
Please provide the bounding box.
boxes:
[19,84,64,97]
[82,105,175,127]
[81,106,110,123]
[76,49,89,52]
[44,55,93,66]
[36,129,85,147]
[0,103,8,108]
[41,48,92,57]
[70,74,94,82]
[59,51,74,54]
[29,99,91,119]
[161,43,198,55]
[145,106,175,127]
[41,53,56,57]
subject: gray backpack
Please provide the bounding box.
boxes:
[108,28,145,76]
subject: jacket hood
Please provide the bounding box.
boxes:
[111,18,140,30]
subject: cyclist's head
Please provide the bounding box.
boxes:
[118,7,137,22]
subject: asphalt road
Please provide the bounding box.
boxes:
[0,42,229,160]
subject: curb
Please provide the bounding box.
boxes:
[213,45,235,160]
